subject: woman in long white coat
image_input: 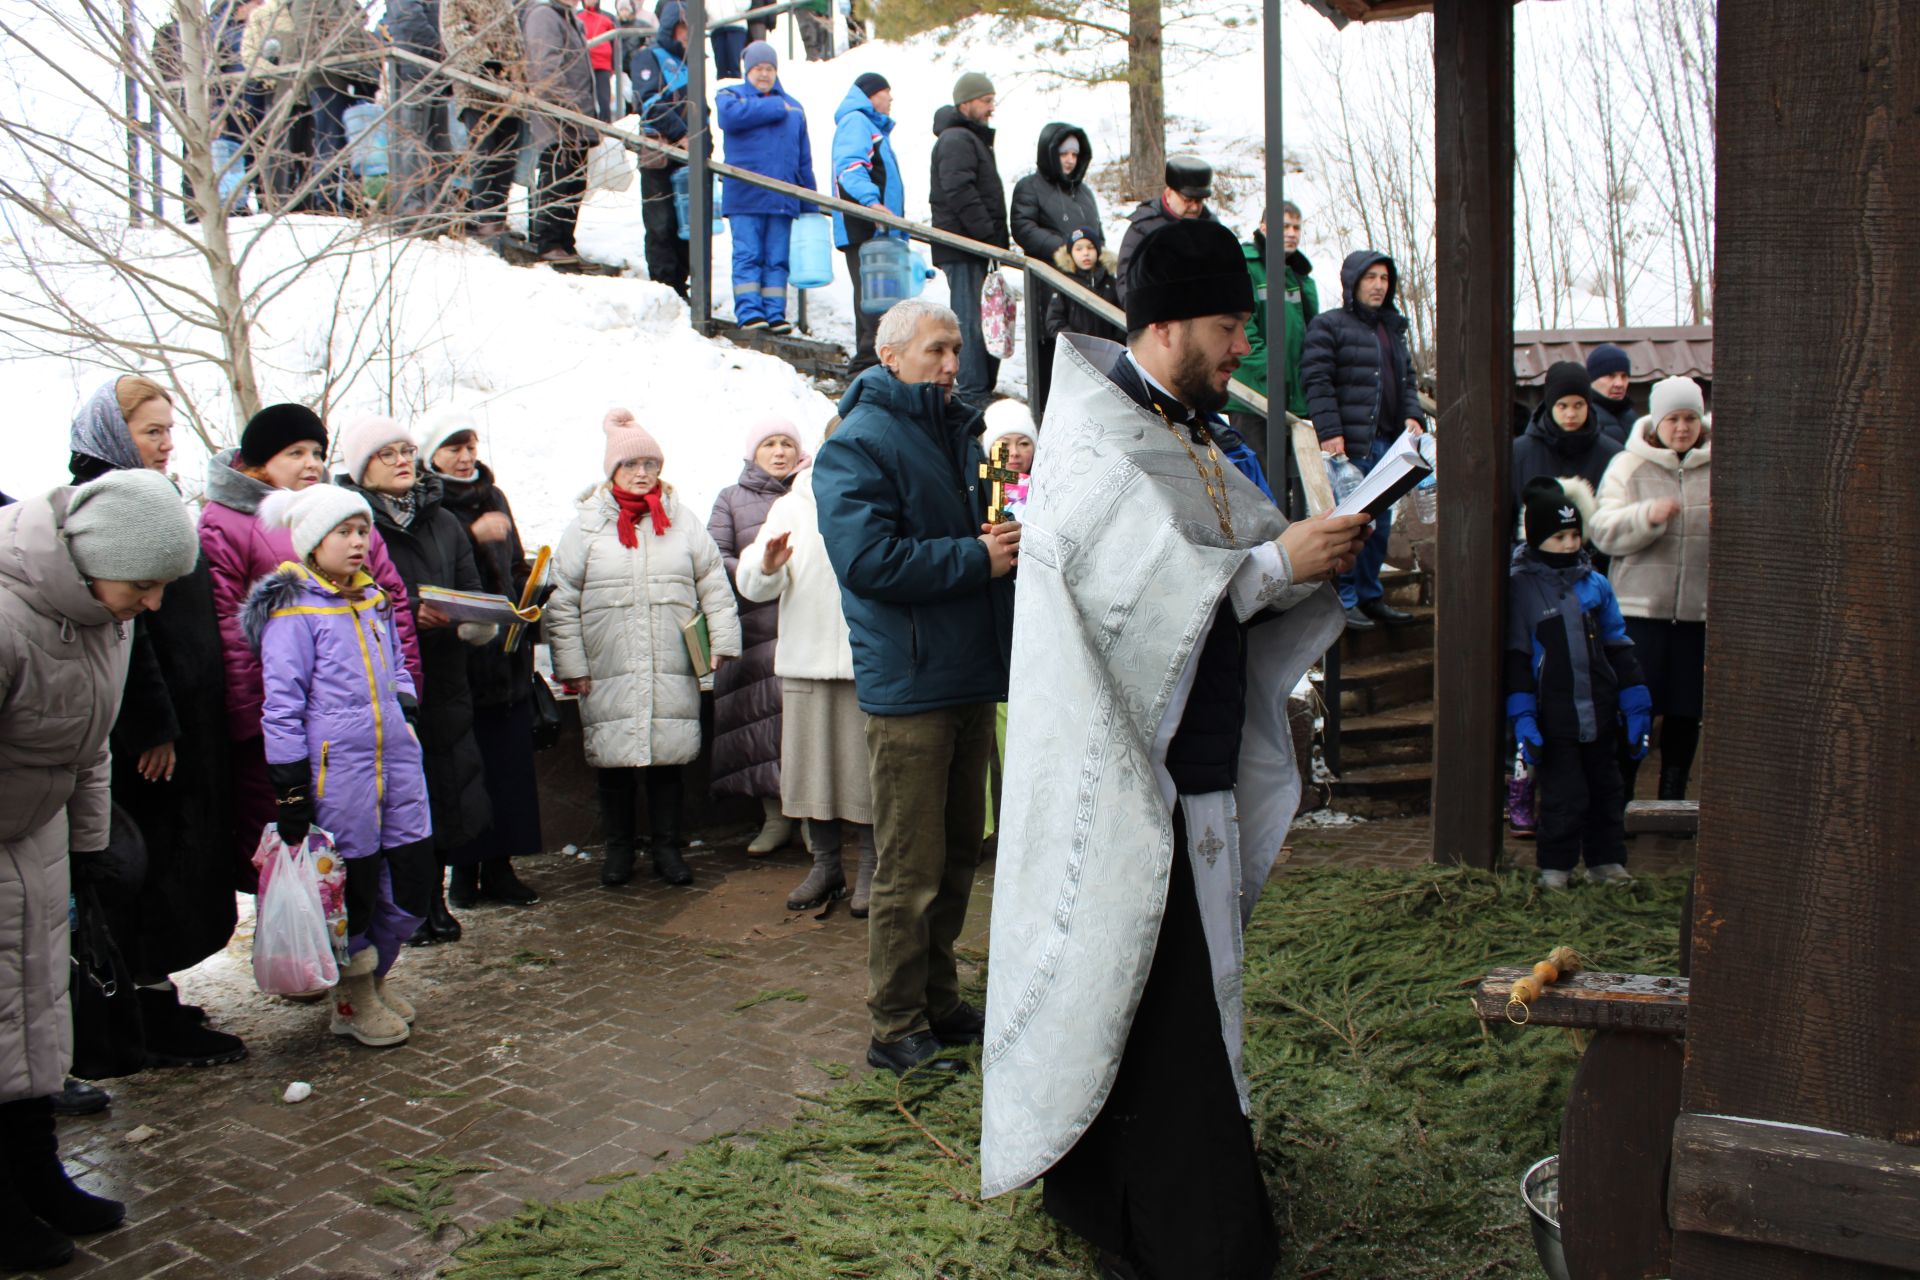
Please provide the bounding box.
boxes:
[545,411,742,887]
[736,435,877,916]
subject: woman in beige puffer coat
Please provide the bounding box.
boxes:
[1588,375,1711,802]
[545,411,742,889]
[0,471,199,1271]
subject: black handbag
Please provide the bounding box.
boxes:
[70,884,146,1079]
[68,808,151,1079]
[529,671,563,751]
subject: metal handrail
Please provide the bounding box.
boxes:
[391,47,1274,418]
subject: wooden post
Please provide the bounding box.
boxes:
[1428,0,1512,867]
[1670,4,1920,1276]
[686,0,712,328]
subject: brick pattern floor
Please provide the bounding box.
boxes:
[49,816,1692,1280]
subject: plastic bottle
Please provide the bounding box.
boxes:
[1325,453,1364,505]
[1414,472,1438,525]
[787,213,834,288]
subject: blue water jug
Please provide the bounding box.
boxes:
[671,168,723,240]
[857,239,934,314]
[788,213,834,289]
[342,102,387,178]
[209,137,248,207]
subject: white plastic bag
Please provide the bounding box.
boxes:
[587,136,635,194]
[251,825,339,995]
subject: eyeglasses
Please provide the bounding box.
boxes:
[619,458,663,475]
[374,445,418,466]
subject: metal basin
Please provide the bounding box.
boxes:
[1522,1155,1571,1280]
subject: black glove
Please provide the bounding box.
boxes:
[397,691,420,729]
[268,759,313,849]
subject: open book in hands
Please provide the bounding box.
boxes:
[1331,431,1436,521]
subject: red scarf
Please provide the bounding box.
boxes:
[612,485,671,547]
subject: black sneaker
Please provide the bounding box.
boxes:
[1343,605,1376,631]
[929,1000,986,1046]
[865,1031,967,1075]
[767,320,794,336]
[50,1079,110,1117]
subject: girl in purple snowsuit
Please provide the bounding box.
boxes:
[243,485,433,1047]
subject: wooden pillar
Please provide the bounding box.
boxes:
[1669,5,1920,1276]
[1428,0,1512,867]
[687,0,712,328]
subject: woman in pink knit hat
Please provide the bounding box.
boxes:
[543,410,743,887]
[706,417,808,858]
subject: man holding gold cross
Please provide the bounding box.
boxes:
[815,298,1019,1077]
[981,220,1374,1278]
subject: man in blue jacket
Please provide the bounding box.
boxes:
[1299,249,1428,630]
[830,72,903,374]
[814,298,1018,1076]
[716,42,814,334]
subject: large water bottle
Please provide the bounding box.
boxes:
[857,237,913,313]
[1413,472,1438,524]
[209,137,248,208]
[342,102,387,178]
[788,213,834,288]
[1325,453,1364,505]
[670,169,723,240]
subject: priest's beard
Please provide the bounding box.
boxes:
[1170,335,1232,418]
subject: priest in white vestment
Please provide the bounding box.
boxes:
[980,219,1373,1280]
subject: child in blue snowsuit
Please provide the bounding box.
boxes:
[716,42,815,333]
[1506,476,1653,889]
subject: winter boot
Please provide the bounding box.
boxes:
[1505,773,1536,838]
[138,984,247,1068]
[746,797,796,856]
[0,1171,73,1272]
[848,824,878,919]
[425,878,463,943]
[646,769,693,885]
[1658,765,1691,802]
[479,857,540,905]
[447,863,481,909]
[599,769,639,887]
[329,948,410,1047]
[375,973,416,1025]
[4,1097,124,1242]
[787,820,848,910]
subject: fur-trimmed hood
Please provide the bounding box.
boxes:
[1557,474,1598,527]
[1051,244,1118,275]
[240,562,385,653]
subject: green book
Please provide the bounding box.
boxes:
[681,614,712,677]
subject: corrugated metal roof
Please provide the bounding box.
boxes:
[1513,326,1714,386]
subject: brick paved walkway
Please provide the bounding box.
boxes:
[48,817,1694,1280]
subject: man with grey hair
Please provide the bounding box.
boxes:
[814,299,1019,1076]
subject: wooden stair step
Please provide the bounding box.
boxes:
[1335,650,1434,716]
[1326,761,1433,818]
[1341,604,1435,659]
[1337,701,1435,768]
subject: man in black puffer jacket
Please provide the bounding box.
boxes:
[1010,121,1099,416]
[929,71,1009,410]
[1299,249,1428,629]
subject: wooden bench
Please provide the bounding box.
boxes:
[1624,799,1699,836]
[1475,968,1689,1280]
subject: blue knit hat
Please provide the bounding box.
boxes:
[1586,343,1631,378]
[742,41,777,72]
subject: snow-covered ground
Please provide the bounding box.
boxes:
[3,0,1654,538]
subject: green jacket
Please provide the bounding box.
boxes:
[1230,238,1319,418]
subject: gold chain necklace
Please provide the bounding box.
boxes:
[1153,405,1234,541]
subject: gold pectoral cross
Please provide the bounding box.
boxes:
[979,438,1021,524]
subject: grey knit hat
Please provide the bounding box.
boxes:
[952,71,994,106]
[63,469,200,583]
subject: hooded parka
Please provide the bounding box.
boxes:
[0,491,131,1102]
[1009,123,1098,263]
[1299,249,1426,455]
[544,485,743,769]
[340,474,493,852]
[1508,400,1624,543]
[706,463,794,800]
[927,105,1008,268]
